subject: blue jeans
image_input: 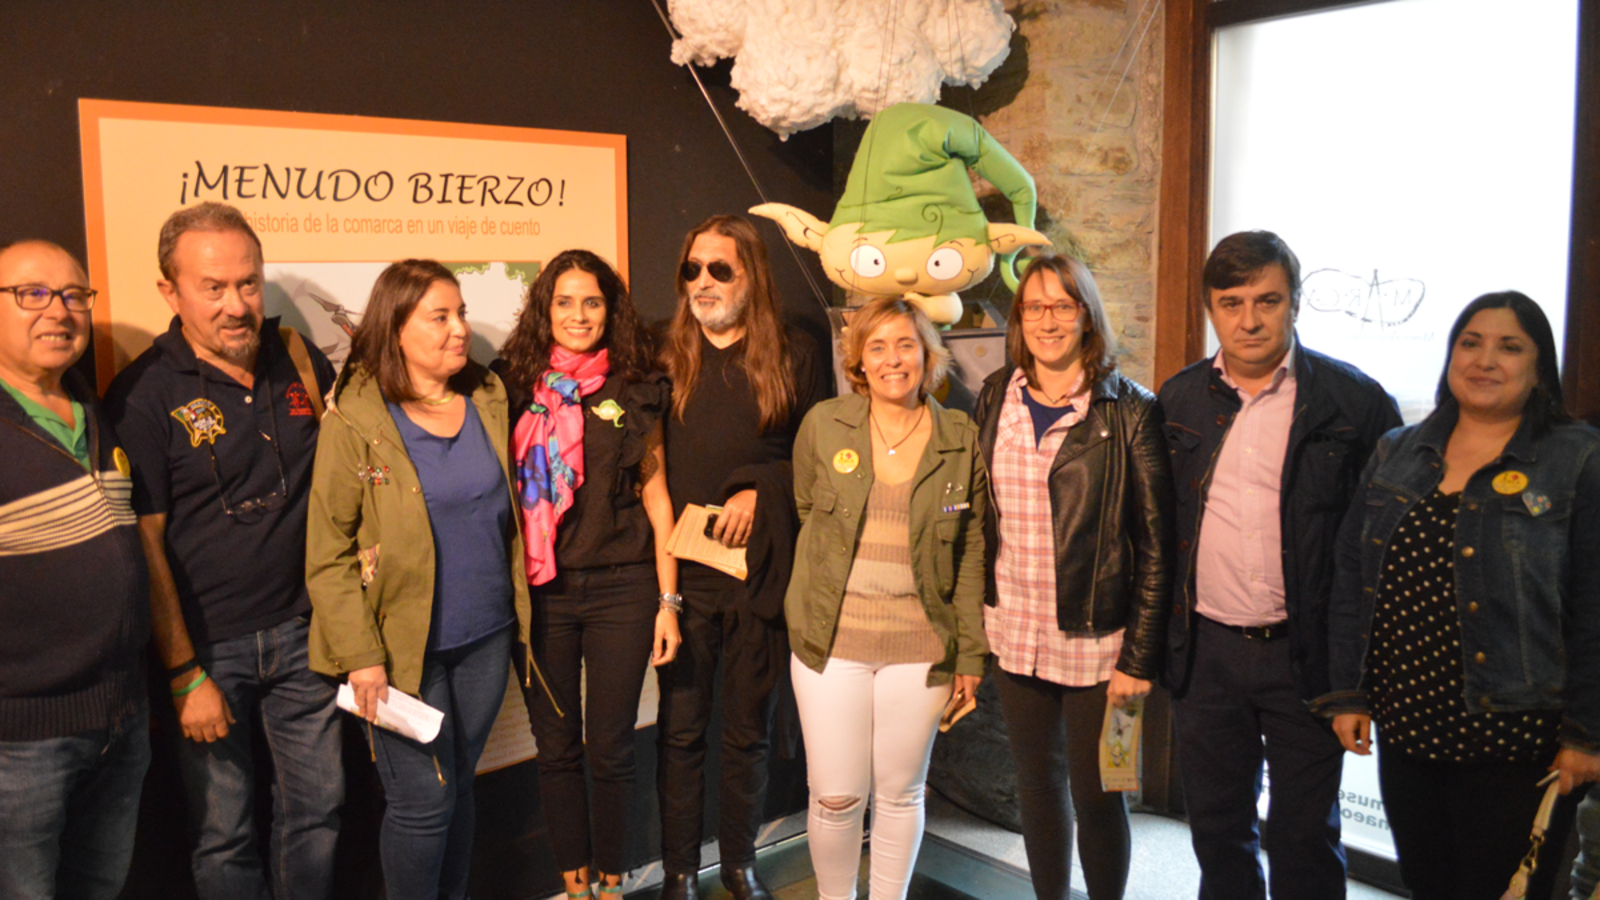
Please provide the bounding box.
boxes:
[178,614,343,900]
[0,704,150,900]
[1573,789,1600,899]
[369,624,512,900]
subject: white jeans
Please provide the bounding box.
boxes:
[791,654,953,900]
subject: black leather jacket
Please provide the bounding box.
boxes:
[974,365,1175,680]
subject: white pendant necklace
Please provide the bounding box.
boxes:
[871,405,926,455]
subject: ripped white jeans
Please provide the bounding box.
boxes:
[791,654,953,900]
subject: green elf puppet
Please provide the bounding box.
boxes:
[752,102,1050,325]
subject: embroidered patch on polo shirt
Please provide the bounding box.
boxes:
[286,382,314,417]
[169,399,227,447]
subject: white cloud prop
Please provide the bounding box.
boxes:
[669,0,1015,138]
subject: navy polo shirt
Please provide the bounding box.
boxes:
[105,317,335,645]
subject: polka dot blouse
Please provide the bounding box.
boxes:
[1365,489,1559,764]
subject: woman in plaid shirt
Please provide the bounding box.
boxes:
[972,255,1175,900]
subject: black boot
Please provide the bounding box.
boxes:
[719,865,773,900]
[659,871,699,900]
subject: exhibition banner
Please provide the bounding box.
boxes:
[79,99,627,386]
[79,99,631,772]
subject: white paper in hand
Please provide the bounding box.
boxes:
[336,683,444,744]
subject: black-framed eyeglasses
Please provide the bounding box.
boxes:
[2,284,97,312]
[200,377,289,524]
[1020,301,1083,323]
[679,260,738,283]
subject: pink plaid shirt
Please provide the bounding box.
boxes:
[985,368,1123,686]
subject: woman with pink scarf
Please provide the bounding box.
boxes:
[494,250,681,900]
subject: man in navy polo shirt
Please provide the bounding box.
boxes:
[106,203,341,900]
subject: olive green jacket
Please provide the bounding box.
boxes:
[786,393,990,685]
[304,362,536,699]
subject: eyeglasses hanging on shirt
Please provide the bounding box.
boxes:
[199,372,288,524]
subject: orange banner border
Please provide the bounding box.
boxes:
[78,98,629,388]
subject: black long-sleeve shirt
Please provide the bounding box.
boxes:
[665,326,829,593]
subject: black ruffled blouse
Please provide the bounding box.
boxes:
[495,361,671,571]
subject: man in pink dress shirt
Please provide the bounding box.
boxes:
[1158,231,1400,900]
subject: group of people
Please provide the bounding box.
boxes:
[1,200,1596,900]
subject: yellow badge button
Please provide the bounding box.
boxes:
[113,446,131,478]
[1492,470,1529,495]
[833,448,859,474]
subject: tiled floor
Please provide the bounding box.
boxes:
[923,790,1405,900]
[604,792,1406,899]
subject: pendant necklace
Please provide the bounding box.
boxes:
[1033,380,1076,407]
[871,404,926,456]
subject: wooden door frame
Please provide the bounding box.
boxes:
[1154,0,1599,422]
[1144,0,1600,825]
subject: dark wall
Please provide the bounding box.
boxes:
[0,0,835,330]
[0,3,831,898]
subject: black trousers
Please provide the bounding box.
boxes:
[994,668,1131,900]
[655,572,786,874]
[1376,741,1551,900]
[524,563,657,876]
[1172,616,1347,900]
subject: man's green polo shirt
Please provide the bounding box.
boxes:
[0,375,89,469]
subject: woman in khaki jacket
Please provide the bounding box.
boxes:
[305,259,534,900]
[785,296,988,900]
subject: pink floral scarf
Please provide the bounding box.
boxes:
[513,346,610,585]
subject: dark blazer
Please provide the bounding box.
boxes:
[974,365,1175,681]
[1158,340,1400,700]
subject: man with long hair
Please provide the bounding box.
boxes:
[655,215,828,900]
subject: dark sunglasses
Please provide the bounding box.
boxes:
[679,260,738,283]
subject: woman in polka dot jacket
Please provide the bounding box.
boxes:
[1314,292,1600,900]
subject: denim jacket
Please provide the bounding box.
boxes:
[1318,408,1600,750]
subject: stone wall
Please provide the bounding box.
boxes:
[980,0,1165,387]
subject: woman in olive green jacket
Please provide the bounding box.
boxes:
[305,259,538,900]
[785,297,988,900]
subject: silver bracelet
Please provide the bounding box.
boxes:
[659,592,684,614]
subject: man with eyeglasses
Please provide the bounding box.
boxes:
[654,215,829,900]
[1159,231,1400,900]
[105,203,341,900]
[0,240,151,900]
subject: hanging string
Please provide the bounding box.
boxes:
[854,0,907,215]
[942,0,1010,312]
[649,0,831,313]
[1080,0,1162,166]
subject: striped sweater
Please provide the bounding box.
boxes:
[0,370,149,740]
[830,479,944,665]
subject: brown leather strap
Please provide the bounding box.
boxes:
[279,327,326,420]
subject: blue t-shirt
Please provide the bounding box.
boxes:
[1020,386,1076,447]
[389,398,515,652]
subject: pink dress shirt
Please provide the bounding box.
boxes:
[985,368,1123,686]
[1194,346,1297,627]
